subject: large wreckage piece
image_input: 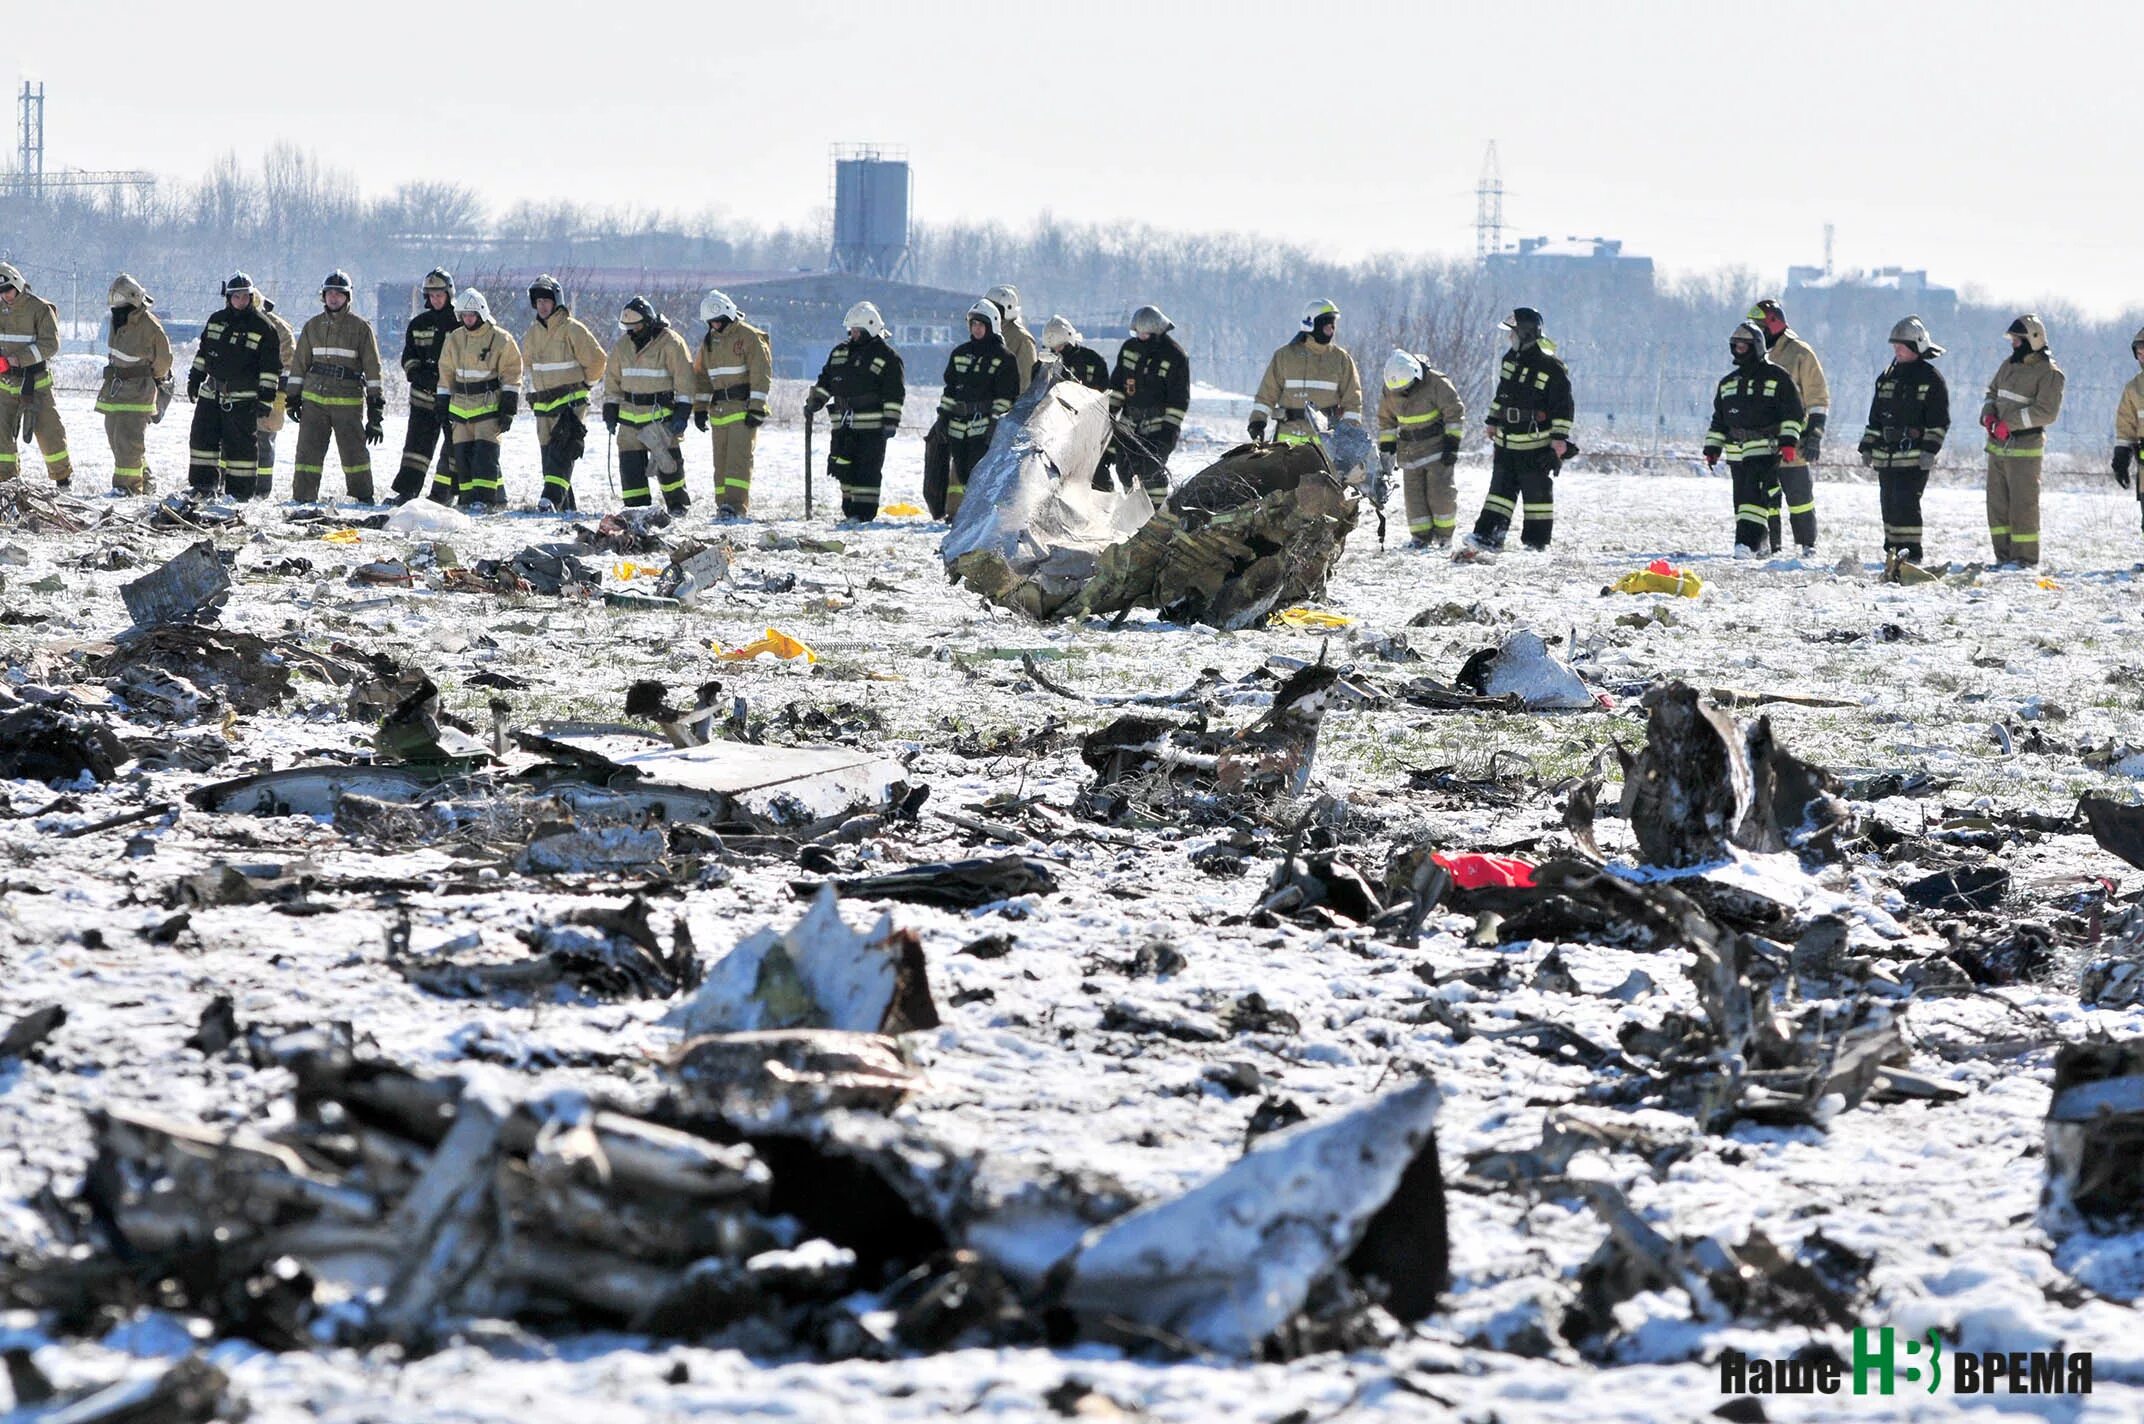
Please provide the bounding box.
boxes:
[1618,680,1853,868]
[189,723,909,841]
[1051,1080,1445,1354]
[666,889,940,1040]
[2042,1040,2144,1240]
[940,369,1155,616]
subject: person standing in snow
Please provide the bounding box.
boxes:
[1856,316,1950,569]
[804,301,906,522]
[184,272,284,501]
[1980,314,2065,567]
[600,296,695,513]
[1749,297,1829,554]
[286,270,385,504]
[431,288,523,510]
[253,289,297,498]
[393,268,458,503]
[1704,321,1805,557]
[691,289,773,518]
[1377,349,1465,548]
[933,299,1019,520]
[2113,327,2144,532]
[95,274,173,496]
[520,275,606,512]
[985,283,1038,397]
[0,262,74,487]
[1250,299,1363,450]
[1039,315,1109,391]
[1107,304,1189,500]
[1461,306,1573,555]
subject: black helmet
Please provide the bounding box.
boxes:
[620,295,659,329]
[529,274,564,309]
[321,270,352,299]
[1499,306,1543,345]
[422,267,453,294]
[221,271,255,298]
[1729,320,1765,363]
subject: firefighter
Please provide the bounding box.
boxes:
[522,275,605,512]
[95,274,173,495]
[184,273,284,500]
[600,296,695,512]
[253,290,297,498]
[1748,297,1829,553]
[394,268,456,502]
[430,288,523,510]
[1704,321,1805,556]
[1856,315,1950,567]
[933,300,1019,520]
[2113,327,2144,530]
[1107,304,1189,500]
[1462,307,1573,554]
[1377,349,1466,547]
[0,262,72,486]
[287,271,384,504]
[1251,299,1363,448]
[986,284,1037,397]
[692,289,772,517]
[1980,314,2065,567]
[804,301,906,522]
[1041,316,1108,391]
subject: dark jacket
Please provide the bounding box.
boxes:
[400,303,457,410]
[1048,343,1111,393]
[1705,356,1805,462]
[812,333,906,433]
[1486,340,1574,462]
[939,335,1017,421]
[187,301,283,402]
[1109,334,1191,434]
[1860,359,1950,470]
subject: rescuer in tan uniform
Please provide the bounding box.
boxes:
[287,270,385,503]
[96,273,173,494]
[431,288,523,509]
[601,296,696,512]
[1749,297,1829,552]
[1980,313,2065,566]
[0,263,72,484]
[691,289,772,517]
[522,275,605,512]
[250,292,297,497]
[2110,327,2144,533]
[986,284,1038,397]
[1251,299,1364,447]
[1377,349,1466,546]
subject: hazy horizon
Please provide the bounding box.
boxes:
[9,0,2140,320]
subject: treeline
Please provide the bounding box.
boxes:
[4,144,2139,452]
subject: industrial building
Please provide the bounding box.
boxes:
[1483,235,1656,303]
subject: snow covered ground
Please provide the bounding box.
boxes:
[3,387,2144,1422]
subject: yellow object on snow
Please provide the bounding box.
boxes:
[2037,577,2061,590]
[1611,559,1704,598]
[715,627,818,663]
[882,501,926,517]
[1274,607,1355,629]
[320,528,362,544]
[612,560,657,580]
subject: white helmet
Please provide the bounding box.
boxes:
[1042,315,1080,352]
[108,273,153,309]
[452,287,492,323]
[967,299,1002,338]
[700,288,740,324]
[0,262,24,293]
[843,301,886,339]
[1382,350,1423,391]
[985,283,1022,323]
[1130,304,1173,337]
[1300,298,1339,332]
[1888,315,1943,359]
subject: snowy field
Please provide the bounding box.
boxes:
[3,385,2144,1423]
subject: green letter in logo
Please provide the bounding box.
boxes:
[1854,1326,1895,1396]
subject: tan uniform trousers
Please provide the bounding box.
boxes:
[1986,447,2043,565]
[0,367,72,482]
[293,399,374,503]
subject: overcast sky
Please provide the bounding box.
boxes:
[12,0,2140,318]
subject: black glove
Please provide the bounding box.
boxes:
[286,390,304,422]
[666,404,690,436]
[365,393,385,445]
[1247,414,1267,443]
[804,389,829,415]
[186,374,201,403]
[602,402,620,433]
[1802,427,1823,463]
[2117,446,2135,489]
[744,410,764,429]
[693,409,709,432]
[1703,446,1721,469]
[497,388,519,433]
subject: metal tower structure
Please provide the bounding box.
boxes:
[1475,142,1503,261]
[8,80,155,199]
[1823,222,1835,275]
[827,143,912,281]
